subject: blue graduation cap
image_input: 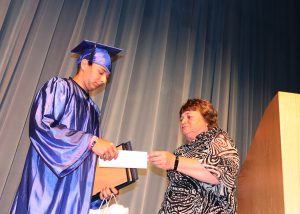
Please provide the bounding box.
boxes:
[71,40,122,74]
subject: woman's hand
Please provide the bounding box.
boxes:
[100,186,119,200]
[148,151,176,170]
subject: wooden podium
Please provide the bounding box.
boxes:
[237,92,300,214]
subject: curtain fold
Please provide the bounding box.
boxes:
[0,0,299,213]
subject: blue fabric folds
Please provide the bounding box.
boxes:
[10,77,102,214]
[90,197,106,209]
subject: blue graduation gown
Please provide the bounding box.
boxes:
[10,77,101,214]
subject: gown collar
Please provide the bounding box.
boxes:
[69,77,90,98]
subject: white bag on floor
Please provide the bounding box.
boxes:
[89,194,129,214]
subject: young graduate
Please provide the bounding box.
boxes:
[10,40,122,214]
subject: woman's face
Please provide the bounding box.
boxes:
[180,110,208,142]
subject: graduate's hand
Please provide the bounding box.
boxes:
[92,138,118,161]
[100,187,119,200]
[148,151,176,170]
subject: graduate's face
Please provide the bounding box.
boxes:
[180,110,208,142]
[81,60,109,92]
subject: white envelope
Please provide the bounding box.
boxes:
[98,150,148,169]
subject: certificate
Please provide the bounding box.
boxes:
[92,141,140,200]
[99,150,147,169]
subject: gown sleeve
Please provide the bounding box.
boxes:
[29,77,95,178]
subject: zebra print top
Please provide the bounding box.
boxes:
[158,127,240,214]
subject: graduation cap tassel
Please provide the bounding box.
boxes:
[88,44,97,65]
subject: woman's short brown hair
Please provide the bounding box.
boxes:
[179,98,218,130]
